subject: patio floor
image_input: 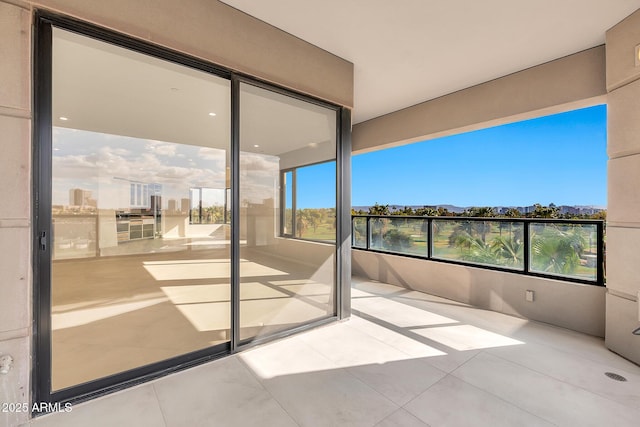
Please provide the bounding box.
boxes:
[29,277,640,426]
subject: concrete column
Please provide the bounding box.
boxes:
[605,8,640,364]
[0,1,33,426]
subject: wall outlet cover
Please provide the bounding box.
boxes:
[526,290,535,302]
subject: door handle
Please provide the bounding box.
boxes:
[39,231,47,251]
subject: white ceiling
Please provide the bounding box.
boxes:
[220,0,640,124]
[53,28,335,157]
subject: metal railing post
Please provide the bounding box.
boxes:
[366,216,371,250]
[427,218,432,259]
[523,221,530,274]
[597,221,605,285]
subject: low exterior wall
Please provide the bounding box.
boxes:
[265,237,335,268]
[352,249,606,337]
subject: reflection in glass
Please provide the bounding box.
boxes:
[51,28,231,390]
[352,217,367,248]
[529,223,598,280]
[295,162,336,242]
[239,82,337,342]
[432,219,524,270]
[369,217,427,256]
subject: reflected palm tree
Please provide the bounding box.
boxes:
[531,225,586,274]
[453,229,523,267]
[453,232,496,264]
[491,235,523,267]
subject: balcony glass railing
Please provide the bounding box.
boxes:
[352,215,604,285]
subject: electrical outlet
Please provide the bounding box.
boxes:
[0,354,13,374]
[525,290,535,302]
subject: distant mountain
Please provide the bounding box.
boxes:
[352,204,605,214]
[352,204,466,213]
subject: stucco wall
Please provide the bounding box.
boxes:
[0,1,31,425]
[352,250,606,337]
[605,9,640,364]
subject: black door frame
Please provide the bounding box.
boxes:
[33,10,350,409]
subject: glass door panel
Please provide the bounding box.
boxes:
[51,28,231,390]
[238,82,337,341]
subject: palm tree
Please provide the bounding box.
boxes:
[368,203,390,215]
[529,203,559,218]
[530,225,586,274]
[453,232,496,264]
[415,206,437,216]
[491,235,523,267]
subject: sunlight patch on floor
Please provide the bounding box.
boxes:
[411,324,525,351]
[52,297,168,330]
[353,296,458,328]
[143,259,288,280]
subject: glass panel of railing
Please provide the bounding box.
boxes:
[529,222,598,281]
[352,217,367,248]
[432,219,525,270]
[368,217,428,256]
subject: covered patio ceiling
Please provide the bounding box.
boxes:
[221,0,640,124]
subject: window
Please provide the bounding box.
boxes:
[189,187,229,224]
[281,161,336,242]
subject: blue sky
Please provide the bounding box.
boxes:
[296,161,336,209]
[352,104,607,208]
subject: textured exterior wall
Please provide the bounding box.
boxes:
[605,8,640,364]
[0,1,32,425]
[352,250,606,337]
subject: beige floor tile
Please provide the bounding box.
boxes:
[259,367,398,427]
[352,279,410,296]
[452,352,640,426]
[299,321,415,368]
[374,409,429,427]
[30,385,166,427]
[411,324,524,352]
[153,356,297,427]
[508,320,639,372]
[347,358,446,406]
[239,335,338,379]
[353,296,458,328]
[346,316,447,358]
[405,375,552,427]
[419,349,481,374]
[487,341,640,409]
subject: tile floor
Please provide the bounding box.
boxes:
[50,246,333,390]
[27,277,640,427]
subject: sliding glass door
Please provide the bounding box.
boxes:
[50,28,232,391]
[36,17,343,403]
[238,82,337,342]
